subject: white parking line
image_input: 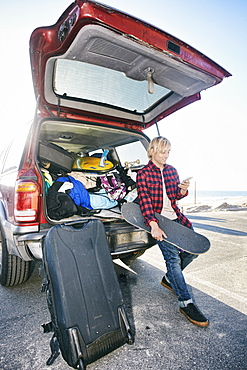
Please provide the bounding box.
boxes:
[186,275,247,304]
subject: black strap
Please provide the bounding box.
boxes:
[38,264,48,293]
[42,321,53,333]
[46,333,60,365]
[76,206,101,216]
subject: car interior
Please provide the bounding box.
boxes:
[37,120,149,219]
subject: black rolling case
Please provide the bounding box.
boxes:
[41,219,133,369]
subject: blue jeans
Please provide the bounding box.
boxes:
[158,220,198,302]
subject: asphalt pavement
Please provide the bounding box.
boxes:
[0,211,246,369]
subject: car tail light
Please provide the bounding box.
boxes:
[14,180,40,222]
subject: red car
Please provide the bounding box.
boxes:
[0,0,231,286]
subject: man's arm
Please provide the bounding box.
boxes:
[136,170,156,225]
[136,170,167,240]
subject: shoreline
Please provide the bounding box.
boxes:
[179,196,247,213]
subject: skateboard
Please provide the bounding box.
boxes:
[72,156,114,173]
[121,202,210,255]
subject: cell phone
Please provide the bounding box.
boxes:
[182,176,193,183]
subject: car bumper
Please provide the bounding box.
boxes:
[15,220,155,261]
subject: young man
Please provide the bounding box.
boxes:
[136,136,209,327]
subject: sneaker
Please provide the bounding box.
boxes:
[160,275,174,293]
[180,303,209,327]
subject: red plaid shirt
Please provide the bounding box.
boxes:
[136,161,192,228]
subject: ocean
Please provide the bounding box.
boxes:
[179,190,247,206]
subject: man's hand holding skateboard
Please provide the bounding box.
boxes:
[149,177,192,241]
[149,220,167,241]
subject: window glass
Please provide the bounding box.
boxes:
[115,141,148,167]
[54,59,171,113]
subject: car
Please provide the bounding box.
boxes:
[0,0,231,286]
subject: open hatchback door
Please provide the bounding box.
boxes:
[30,0,231,130]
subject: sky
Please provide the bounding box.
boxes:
[0,0,246,191]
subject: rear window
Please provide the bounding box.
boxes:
[88,141,148,168]
[115,141,148,167]
[53,59,171,113]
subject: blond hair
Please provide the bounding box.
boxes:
[147,136,171,159]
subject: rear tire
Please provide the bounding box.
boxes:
[0,229,35,286]
[120,250,146,265]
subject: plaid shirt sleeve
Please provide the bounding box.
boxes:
[136,164,160,225]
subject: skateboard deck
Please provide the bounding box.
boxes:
[72,156,114,173]
[122,202,210,255]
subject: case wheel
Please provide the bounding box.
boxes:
[126,331,134,345]
[77,358,85,370]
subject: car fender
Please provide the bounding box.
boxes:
[0,201,31,259]
[0,201,16,255]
